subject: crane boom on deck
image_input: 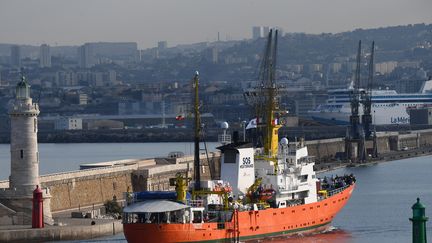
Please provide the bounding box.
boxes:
[244,29,281,157]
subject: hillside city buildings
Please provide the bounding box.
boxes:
[0,24,430,136]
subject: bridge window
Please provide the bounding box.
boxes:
[300,175,308,182]
[193,211,203,223]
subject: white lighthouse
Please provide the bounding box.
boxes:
[9,75,40,195]
[0,74,53,225]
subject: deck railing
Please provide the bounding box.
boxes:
[188,199,204,208]
[327,184,350,197]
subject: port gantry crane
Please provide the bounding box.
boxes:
[351,40,362,140]
[362,41,374,140]
[346,41,366,162]
[361,41,378,158]
[346,41,378,162]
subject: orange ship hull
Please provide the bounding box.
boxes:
[123,184,354,243]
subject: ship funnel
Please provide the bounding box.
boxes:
[218,143,255,198]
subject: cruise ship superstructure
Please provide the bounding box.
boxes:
[309,79,432,125]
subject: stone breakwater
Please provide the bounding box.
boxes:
[0,153,220,216]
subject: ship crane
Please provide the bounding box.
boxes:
[244,29,282,157]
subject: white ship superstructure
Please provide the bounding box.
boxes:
[309,79,432,125]
[218,138,319,207]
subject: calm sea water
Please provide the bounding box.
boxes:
[2,143,431,242]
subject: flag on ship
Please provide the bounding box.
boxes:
[246,118,257,129]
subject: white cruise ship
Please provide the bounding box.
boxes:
[308,79,432,125]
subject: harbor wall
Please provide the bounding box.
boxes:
[305,135,392,161]
[0,154,221,213]
[305,138,345,162]
[42,155,219,212]
[304,130,432,163]
[132,153,221,192]
[41,167,134,212]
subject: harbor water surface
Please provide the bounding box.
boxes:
[1,143,431,242]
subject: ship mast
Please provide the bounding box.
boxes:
[193,71,201,190]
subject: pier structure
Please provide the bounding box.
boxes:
[0,152,220,214]
[0,75,53,225]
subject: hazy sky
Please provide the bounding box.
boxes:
[0,0,431,49]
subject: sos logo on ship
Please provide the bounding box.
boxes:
[240,157,253,169]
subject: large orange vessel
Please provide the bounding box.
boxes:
[123,29,355,242]
[123,184,354,243]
